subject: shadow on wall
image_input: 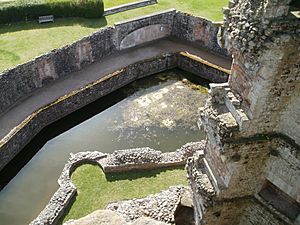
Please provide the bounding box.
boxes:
[0,17,108,35]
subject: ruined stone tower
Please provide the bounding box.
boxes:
[187,0,300,224]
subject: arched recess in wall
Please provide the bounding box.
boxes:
[120,24,172,50]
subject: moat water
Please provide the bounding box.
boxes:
[0,69,208,225]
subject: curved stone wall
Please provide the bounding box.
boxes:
[30,141,205,225]
[120,24,172,50]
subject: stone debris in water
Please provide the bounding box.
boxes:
[109,73,208,141]
[101,72,209,148]
[161,119,175,129]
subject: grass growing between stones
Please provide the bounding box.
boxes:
[62,164,187,223]
[0,0,228,72]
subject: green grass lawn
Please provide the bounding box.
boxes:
[62,164,187,223]
[0,0,228,72]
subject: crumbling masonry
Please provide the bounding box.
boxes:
[187,0,300,224]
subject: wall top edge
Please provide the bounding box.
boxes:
[213,21,224,25]
[104,0,156,11]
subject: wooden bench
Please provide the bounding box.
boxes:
[38,15,54,24]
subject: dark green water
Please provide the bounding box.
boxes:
[0,70,208,225]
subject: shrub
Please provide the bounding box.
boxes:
[0,0,104,24]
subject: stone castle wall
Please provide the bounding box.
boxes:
[264,139,300,203]
[189,0,300,224]
[219,0,300,144]
[203,198,285,225]
[172,12,226,56]
[0,9,228,117]
[228,34,300,144]
[188,136,299,224]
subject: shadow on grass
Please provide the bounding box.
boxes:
[57,195,76,225]
[0,16,108,34]
[105,165,185,182]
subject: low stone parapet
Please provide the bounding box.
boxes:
[64,209,169,225]
[101,141,205,173]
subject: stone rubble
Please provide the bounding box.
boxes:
[107,186,191,224]
[219,0,299,66]
[101,141,206,172]
[64,209,169,225]
[112,148,163,165]
[190,0,300,224]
